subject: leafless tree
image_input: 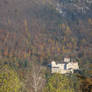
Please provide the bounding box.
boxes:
[25,63,46,92]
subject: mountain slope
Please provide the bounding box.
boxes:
[0,0,92,76]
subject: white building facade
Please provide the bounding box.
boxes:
[51,58,79,74]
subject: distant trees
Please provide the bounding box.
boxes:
[0,65,23,92]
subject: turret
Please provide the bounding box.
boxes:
[64,57,70,63]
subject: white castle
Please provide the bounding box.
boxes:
[51,57,79,74]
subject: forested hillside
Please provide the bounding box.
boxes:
[0,0,92,92]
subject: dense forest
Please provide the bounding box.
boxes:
[0,0,92,92]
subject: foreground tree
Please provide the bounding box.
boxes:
[44,74,77,92]
[25,63,46,92]
[0,65,22,92]
[78,75,92,92]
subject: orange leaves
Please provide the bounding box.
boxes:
[57,47,61,53]
[3,48,8,56]
[23,52,30,59]
[61,23,66,30]
[88,18,92,25]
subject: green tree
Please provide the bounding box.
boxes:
[0,65,22,92]
[44,74,75,92]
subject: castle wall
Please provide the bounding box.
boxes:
[51,58,79,74]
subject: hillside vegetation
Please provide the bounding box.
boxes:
[0,0,92,92]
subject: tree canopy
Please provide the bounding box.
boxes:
[44,74,75,92]
[0,65,22,92]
